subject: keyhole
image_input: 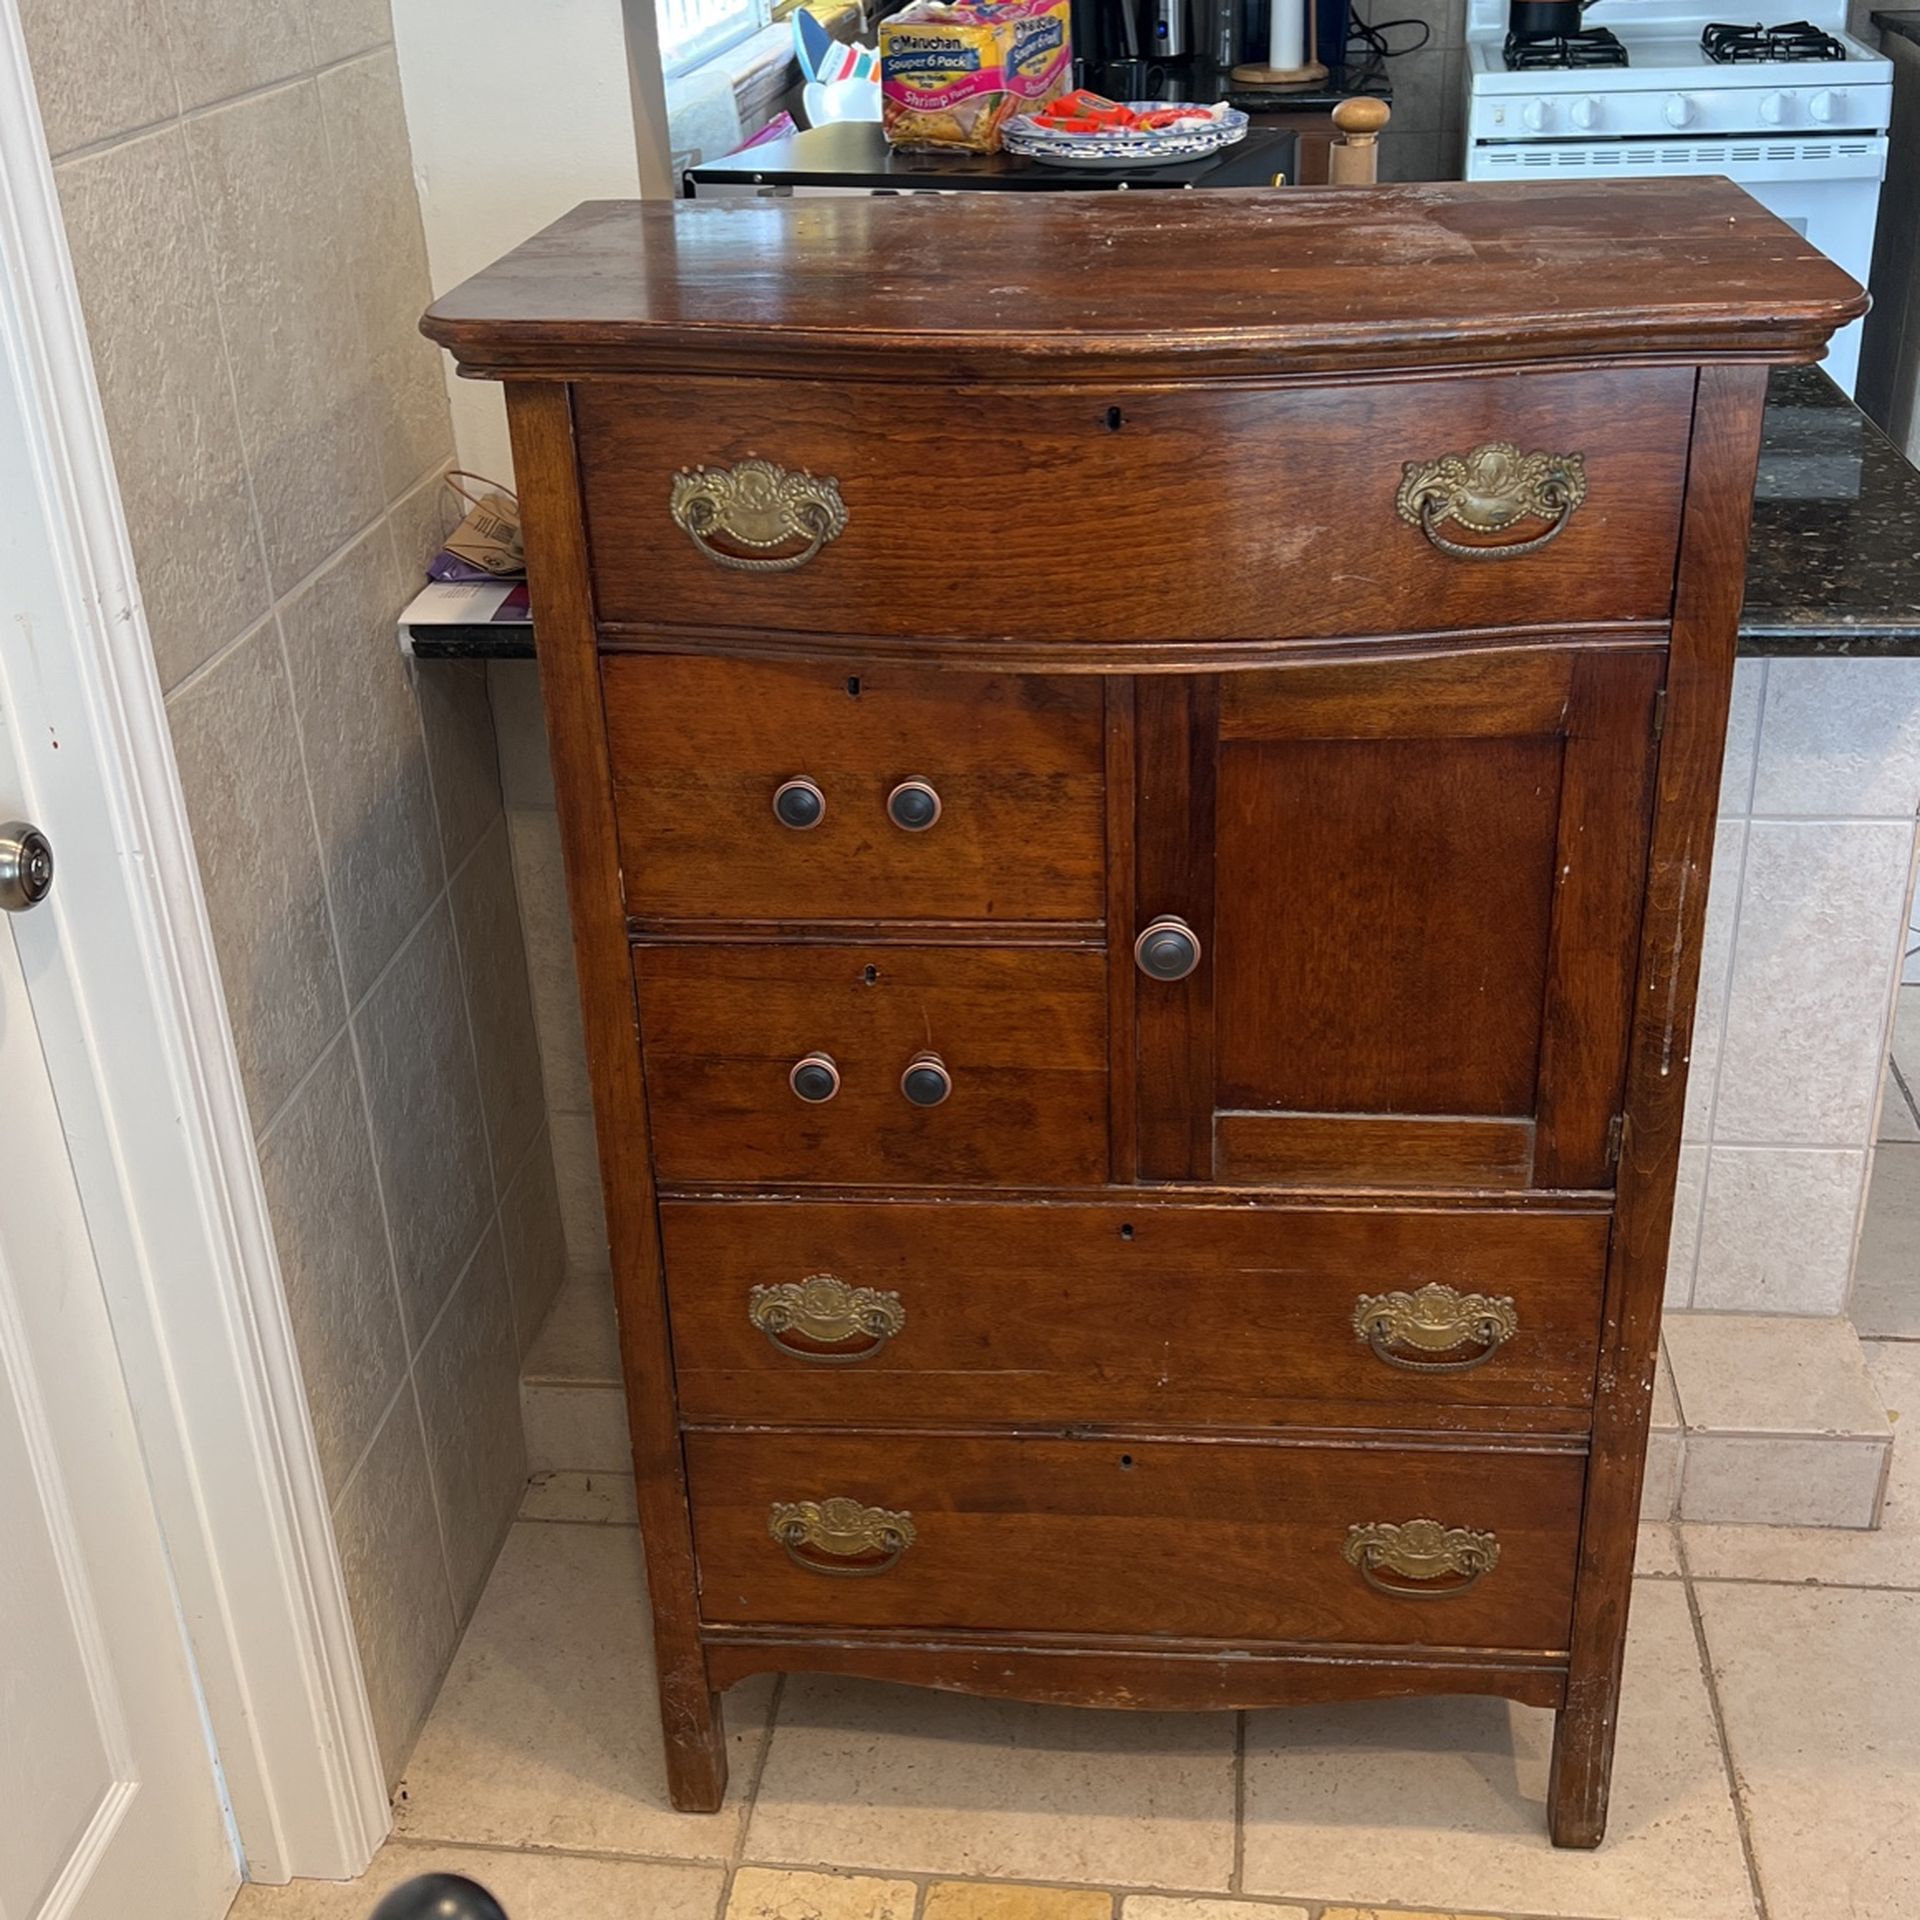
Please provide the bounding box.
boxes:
[1104,406,1125,432]
[1118,1453,1135,1470]
[846,675,862,697]
[863,964,879,986]
[1119,1222,1135,1241]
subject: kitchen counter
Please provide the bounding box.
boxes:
[1871,7,1920,47]
[1741,363,1920,652]
[407,364,1920,661]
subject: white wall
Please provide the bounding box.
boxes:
[392,0,670,478]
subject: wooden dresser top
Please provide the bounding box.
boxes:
[421,179,1864,383]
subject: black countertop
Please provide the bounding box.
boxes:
[1870,9,1920,48]
[410,365,1920,662]
[1741,365,1920,654]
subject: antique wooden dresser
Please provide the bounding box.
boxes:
[423,183,1860,1846]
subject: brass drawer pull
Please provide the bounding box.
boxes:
[1353,1284,1519,1374]
[749,1274,906,1365]
[670,459,847,572]
[770,1497,915,1577]
[1396,443,1587,561]
[1345,1519,1500,1599]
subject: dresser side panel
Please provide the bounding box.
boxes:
[504,381,725,1807]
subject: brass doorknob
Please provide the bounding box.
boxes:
[789,1052,840,1102]
[900,1052,952,1107]
[886,778,941,831]
[1134,915,1200,981]
[772,777,825,830]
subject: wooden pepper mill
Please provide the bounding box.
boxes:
[1328,97,1391,183]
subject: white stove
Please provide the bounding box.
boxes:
[1463,0,1891,389]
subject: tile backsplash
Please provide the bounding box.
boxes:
[24,0,563,1784]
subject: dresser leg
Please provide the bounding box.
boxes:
[1546,1685,1615,1849]
[661,1676,729,1812]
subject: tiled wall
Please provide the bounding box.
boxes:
[23,0,566,1784]
[1668,658,1920,1316]
[487,663,611,1285]
[1373,0,1465,182]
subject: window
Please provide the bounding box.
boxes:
[658,0,772,77]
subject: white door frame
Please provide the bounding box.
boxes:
[0,0,389,1885]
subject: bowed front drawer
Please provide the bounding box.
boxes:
[662,1196,1611,1425]
[686,1428,1585,1651]
[574,367,1695,645]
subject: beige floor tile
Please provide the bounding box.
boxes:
[395,1522,772,1859]
[1319,1911,1505,1920]
[1682,1341,1917,1585]
[521,1381,630,1475]
[729,1867,916,1920]
[1662,1313,1886,1436]
[1697,1582,1920,1920]
[230,1840,723,1919]
[1124,1899,1307,1920]
[1239,1582,1754,1920]
[523,1276,620,1385]
[520,1468,639,1526]
[745,1676,1236,1889]
[1636,1522,1683,1577]
[933,1883,1115,1920]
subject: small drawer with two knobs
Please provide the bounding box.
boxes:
[605,655,1107,927]
[634,943,1110,1187]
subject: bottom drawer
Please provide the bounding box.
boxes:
[689,1430,1584,1651]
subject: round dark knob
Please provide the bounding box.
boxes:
[369,1874,509,1920]
[772,777,825,830]
[901,1052,952,1107]
[886,778,942,832]
[1134,915,1201,982]
[789,1052,841,1103]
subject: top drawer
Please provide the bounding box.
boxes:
[574,368,1695,645]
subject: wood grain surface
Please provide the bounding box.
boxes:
[576,369,1692,643]
[421,183,1866,382]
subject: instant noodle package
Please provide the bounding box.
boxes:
[879,0,1072,152]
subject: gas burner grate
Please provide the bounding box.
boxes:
[1503,26,1629,68]
[1701,19,1847,61]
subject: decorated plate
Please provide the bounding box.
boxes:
[1002,103,1248,169]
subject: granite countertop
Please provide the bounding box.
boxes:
[410,365,1920,663]
[1871,9,1920,49]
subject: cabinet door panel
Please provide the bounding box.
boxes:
[1137,646,1662,1191]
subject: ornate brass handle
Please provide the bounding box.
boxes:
[670,458,847,573]
[1352,1284,1519,1374]
[748,1274,906,1365]
[1344,1519,1500,1599]
[1397,442,1587,561]
[769,1498,915,1577]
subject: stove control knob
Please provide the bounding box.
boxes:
[1810,88,1842,122]
[1761,90,1789,124]
[1522,98,1552,131]
[1570,95,1600,130]
[1663,93,1695,128]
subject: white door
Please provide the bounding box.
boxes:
[0,212,239,1920]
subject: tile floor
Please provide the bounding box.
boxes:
[233,1357,1920,1920]
[231,991,1920,1920]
